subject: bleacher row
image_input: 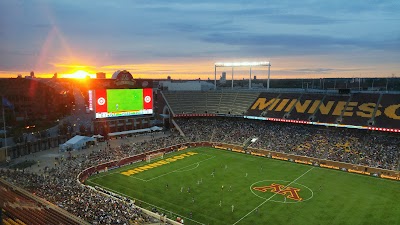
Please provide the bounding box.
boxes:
[163,91,400,129]
[163,91,260,115]
[0,180,81,225]
[2,212,26,225]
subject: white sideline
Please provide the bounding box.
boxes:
[232,167,314,225]
[145,156,215,181]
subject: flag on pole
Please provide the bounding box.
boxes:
[2,97,14,109]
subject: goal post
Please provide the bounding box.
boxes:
[146,152,164,163]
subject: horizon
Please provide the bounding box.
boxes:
[1,1,399,79]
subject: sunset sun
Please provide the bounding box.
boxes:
[63,70,92,79]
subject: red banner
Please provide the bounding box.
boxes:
[95,89,107,113]
[143,88,153,110]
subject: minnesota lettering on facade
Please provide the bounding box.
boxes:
[251,98,400,120]
[253,183,302,201]
[120,152,198,176]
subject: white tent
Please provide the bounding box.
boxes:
[150,126,163,131]
[92,134,104,139]
[92,134,105,142]
[59,135,95,152]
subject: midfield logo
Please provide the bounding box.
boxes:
[253,183,302,201]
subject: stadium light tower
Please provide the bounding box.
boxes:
[214,61,271,90]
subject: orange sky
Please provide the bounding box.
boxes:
[1,56,398,80]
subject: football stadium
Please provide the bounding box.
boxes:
[1,76,399,224]
[1,0,400,224]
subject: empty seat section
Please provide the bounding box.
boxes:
[231,92,260,115]
[206,92,221,113]
[162,92,181,113]
[192,93,207,113]
[178,91,196,113]
[219,92,236,114]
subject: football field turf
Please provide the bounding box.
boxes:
[86,147,400,225]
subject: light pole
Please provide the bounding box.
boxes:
[232,67,234,89]
[386,78,389,92]
[267,64,271,90]
[249,67,252,89]
[215,61,271,90]
[214,65,217,90]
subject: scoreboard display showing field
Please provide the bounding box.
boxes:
[94,88,153,118]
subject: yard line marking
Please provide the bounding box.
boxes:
[145,155,216,182]
[128,176,148,182]
[232,167,314,225]
[88,180,205,225]
[175,162,200,172]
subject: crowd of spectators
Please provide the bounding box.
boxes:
[1,117,399,224]
[176,117,400,170]
[2,168,151,224]
[1,132,186,225]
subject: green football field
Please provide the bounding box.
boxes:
[86,147,400,225]
[107,89,143,113]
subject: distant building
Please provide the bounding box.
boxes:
[0,78,73,121]
[25,71,36,79]
[220,72,226,84]
[160,80,214,91]
[96,72,106,79]
[251,83,264,88]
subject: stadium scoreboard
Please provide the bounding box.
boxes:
[89,88,153,119]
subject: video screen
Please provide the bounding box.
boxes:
[95,88,153,118]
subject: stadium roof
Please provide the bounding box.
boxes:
[108,126,162,137]
[111,70,121,79]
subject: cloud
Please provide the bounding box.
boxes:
[167,20,239,33]
[263,14,338,25]
[203,33,359,47]
[282,67,365,74]
[31,24,53,29]
[51,63,96,69]
[200,32,400,55]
